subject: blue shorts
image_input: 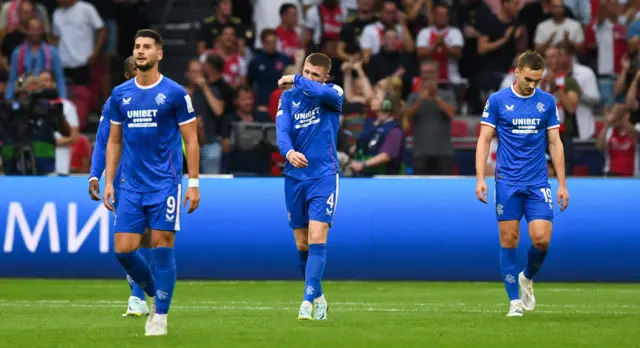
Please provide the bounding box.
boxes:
[114,185,182,234]
[285,174,339,229]
[495,182,554,222]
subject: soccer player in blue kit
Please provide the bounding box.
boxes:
[275,53,343,320]
[102,29,201,336]
[475,51,569,317]
[89,56,154,318]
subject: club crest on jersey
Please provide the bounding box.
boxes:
[536,102,546,113]
[155,93,166,105]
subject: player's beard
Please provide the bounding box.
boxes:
[135,59,157,72]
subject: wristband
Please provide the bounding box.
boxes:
[188,178,199,188]
[361,161,367,169]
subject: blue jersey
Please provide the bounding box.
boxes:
[275,74,343,180]
[481,86,560,186]
[89,97,124,188]
[107,75,196,192]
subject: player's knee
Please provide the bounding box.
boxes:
[114,233,141,253]
[498,230,519,248]
[296,239,309,252]
[308,221,329,244]
[531,236,550,251]
[151,230,175,248]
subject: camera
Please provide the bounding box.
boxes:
[0,87,65,175]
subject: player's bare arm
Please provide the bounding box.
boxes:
[475,124,495,204]
[180,120,201,214]
[278,75,295,89]
[103,122,123,211]
[547,128,569,211]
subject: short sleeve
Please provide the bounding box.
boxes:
[446,28,464,48]
[359,25,375,50]
[63,99,79,128]
[86,3,104,30]
[108,94,122,124]
[546,103,561,130]
[176,91,197,125]
[480,94,499,128]
[416,28,430,48]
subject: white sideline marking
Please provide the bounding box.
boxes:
[0,300,636,315]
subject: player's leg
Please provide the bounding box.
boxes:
[284,176,315,319]
[125,228,153,317]
[303,174,338,320]
[495,182,525,317]
[143,185,181,336]
[113,190,157,311]
[519,184,555,311]
[294,228,309,277]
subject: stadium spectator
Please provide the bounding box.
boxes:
[52,0,105,86]
[0,0,50,34]
[40,70,79,176]
[198,0,250,56]
[5,17,66,100]
[221,85,272,176]
[337,0,377,62]
[253,0,303,49]
[351,88,406,175]
[533,0,584,54]
[303,0,345,51]
[470,0,523,114]
[539,45,580,175]
[556,42,598,140]
[404,60,457,175]
[193,54,232,174]
[248,29,291,112]
[359,0,415,64]
[518,0,576,50]
[275,3,303,62]
[1,0,36,72]
[184,59,203,96]
[595,104,639,176]
[401,0,430,40]
[341,60,375,147]
[587,0,628,106]
[416,3,464,85]
[366,27,411,95]
[563,0,591,25]
[200,24,247,88]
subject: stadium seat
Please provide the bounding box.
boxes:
[572,165,590,176]
[594,120,605,137]
[451,119,469,137]
[451,164,459,175]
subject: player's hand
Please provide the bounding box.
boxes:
[183,187,200,214]
[287,151,308,168]
[103,184,115,211]
[89,180,101,201]
[557,185,569,212]
[278,75,295,89]
[475,179,488,204]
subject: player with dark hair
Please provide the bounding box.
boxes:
[89,56,153,317]
[276,53,344,320]
[103,29,200,336]
[475,50,569,317]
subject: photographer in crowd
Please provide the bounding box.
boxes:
[0,74,70,175]
[39,70,79,175]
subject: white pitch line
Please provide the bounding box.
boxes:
[0,300,636,315]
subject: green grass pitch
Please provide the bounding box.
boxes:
[0,280,638,347]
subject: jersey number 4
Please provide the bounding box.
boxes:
[326,193,335,215]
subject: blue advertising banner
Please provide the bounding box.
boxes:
[0,177,638,282]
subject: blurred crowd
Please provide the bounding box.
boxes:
[2,0,640,177]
